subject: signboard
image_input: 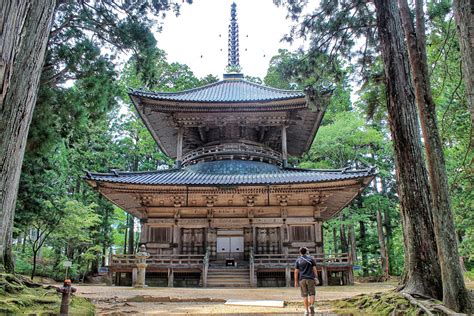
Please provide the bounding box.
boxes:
[63,261,72,268]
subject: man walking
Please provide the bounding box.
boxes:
[294,247,318,315]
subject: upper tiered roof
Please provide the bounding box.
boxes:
[129,76,305,105]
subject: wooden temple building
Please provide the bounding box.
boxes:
[84,3,375,287]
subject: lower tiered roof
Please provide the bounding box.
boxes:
[85,160,375,186]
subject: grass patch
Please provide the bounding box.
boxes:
[0,273,94,315]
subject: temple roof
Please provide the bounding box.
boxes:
[129,78,305,104]
[85,160,375,186]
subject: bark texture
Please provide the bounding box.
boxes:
[453,0,474,130]
[348,224,357,263]
[373,0,443,299]
[398,0,472,311]
[0,0,56,270]
[128,215,135,254]
[376,209,389,280]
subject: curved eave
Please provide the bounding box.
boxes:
[128,79,306,105]
[84,168,376,187]
[129,94,308,112]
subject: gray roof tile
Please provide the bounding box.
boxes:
[129,79,305,103]
[85,161,375,186]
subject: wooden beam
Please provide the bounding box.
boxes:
[176,127,184,167]
[281,125,288,167]
[197,126,206,142]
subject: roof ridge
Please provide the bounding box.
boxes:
[237,79,304,94]
[85,168,181,178]
[129,80,225,96]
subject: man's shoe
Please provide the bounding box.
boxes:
[304,311,309,315]
[310,305,315,314]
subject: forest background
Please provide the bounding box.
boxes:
[9,0,473,285]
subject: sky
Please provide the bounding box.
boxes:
[154,0,299,80]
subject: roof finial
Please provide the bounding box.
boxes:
[226,2,242,73]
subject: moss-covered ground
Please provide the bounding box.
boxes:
[331,291,426,315]
[0,274,94,315]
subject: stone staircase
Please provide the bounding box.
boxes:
[205,266,251,287]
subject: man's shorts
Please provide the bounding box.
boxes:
[299,279,316,297]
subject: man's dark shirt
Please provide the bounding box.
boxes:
[295,255,316,280]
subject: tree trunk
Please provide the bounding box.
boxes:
[348,224,357,263]
[453,0,474,130]
[339,214,348,254]
[398,0,471,311]
[21,233,27,254]
[0,0,56,271]
[376,209,389,280]
[128,215,135,254]
[332,227,338,254]
[381,178,394,274]
[3,218,15,273]
[359,221,368,277]
[373,0,442,299]
[31,249,38,280]
[123,214,129,255]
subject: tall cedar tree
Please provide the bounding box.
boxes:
[2,0,191,271]
[453,0,474,130]
[398,0,471,311]
[373,0,443,299]
[0,0,56,272]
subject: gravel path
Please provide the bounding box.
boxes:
[75,282,397,315]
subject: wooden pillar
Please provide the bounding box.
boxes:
[139,219,148,245]
[176,127,184,167]
[252,226,256,251]
[321,266,328,286]
[173,226,181,254]
[347,267,354,285]
[168,268,174,287]
[132,268,137,286]
[285,266,291,287]
[281,125,288,167]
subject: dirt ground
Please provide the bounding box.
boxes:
[75,282,398,315]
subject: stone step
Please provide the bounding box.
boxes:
[207,275,249,279]
[207,280,250,284]
[207,268,250,273]
[208,272,249,274]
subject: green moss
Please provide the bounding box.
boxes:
[0,273,95,315]
[331,292,420,315]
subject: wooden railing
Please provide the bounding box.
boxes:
[182,142,283,166]
[253,253,351,268]
[110,254,205,268]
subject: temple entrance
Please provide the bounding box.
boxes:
[215,229,244,264]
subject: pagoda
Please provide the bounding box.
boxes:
[85,3,375,288]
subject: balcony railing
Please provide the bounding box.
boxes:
[182,142,282,166]
[253,253,352,268]
[110,254,205,268]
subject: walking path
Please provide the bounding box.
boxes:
[75,282,397,315]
